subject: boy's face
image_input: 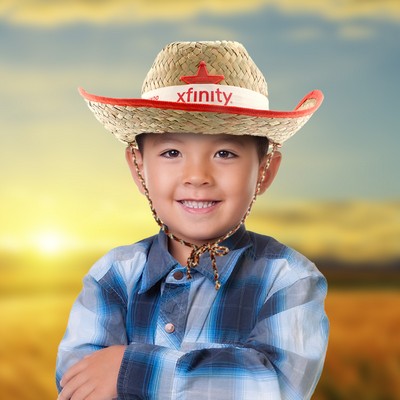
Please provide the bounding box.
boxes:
[128,133,280,246]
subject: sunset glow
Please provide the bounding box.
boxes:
[35,231,65,254]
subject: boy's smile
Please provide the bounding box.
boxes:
[179,200,219,211]
[127,132,281,263]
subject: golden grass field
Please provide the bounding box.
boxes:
[1,284,399,399]
[318,289,400,400]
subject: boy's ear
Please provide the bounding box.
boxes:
[257,151,282,195]
[125,146,146,195]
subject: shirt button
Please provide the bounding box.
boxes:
[165,323,175,333]
[173,270,184,280]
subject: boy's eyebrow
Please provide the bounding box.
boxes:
[150,134,185,145]
[156,134,247,145]
[216,136,246,143]
[212,136,249,148]
[147,133,250,151]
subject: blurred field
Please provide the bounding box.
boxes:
[1,258,399,399]
[318,289,400,400]
[0,293,73,399]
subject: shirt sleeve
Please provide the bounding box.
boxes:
[117,273,329,400]
[56,268,129,392]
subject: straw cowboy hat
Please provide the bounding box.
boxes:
[79,40,323,146]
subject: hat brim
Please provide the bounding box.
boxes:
[79,88,323,145]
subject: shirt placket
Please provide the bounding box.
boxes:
[156,268,190,349]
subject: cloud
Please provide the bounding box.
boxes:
[1,0,400,26]
[248,201,400,263]
[338,24,375,40]
[275,0,400,21]
[0,0,260,26]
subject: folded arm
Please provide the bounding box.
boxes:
[118,275,329,399]
[57,267,328,399]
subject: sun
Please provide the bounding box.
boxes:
[35,231,65,254]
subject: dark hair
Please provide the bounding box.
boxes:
[135,133,269,162]
[252,136,270,161]
[134,133,146,153]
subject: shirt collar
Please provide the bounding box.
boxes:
[139,232,177,294]
[139,225,253,293]
[194,226,253,285]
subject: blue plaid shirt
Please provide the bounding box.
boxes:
[56,226,329,399]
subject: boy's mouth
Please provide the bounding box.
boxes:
[179,200,218,209]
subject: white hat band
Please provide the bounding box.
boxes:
[142,84,270,110]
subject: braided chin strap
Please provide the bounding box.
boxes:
[130,140,278,290]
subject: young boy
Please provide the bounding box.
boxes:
[56,41,329,400]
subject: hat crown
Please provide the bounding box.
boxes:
[141,41,268,97]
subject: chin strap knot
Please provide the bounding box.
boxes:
[187,242,229,290]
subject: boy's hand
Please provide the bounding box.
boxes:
[58,345,126,400]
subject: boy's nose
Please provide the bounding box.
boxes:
[183,160,213,186]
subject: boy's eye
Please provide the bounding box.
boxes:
[215,150,237,159]
[161,149,181,158]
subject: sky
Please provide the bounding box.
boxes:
[0,0,399,261]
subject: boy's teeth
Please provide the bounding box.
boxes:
[182,200,215,209]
